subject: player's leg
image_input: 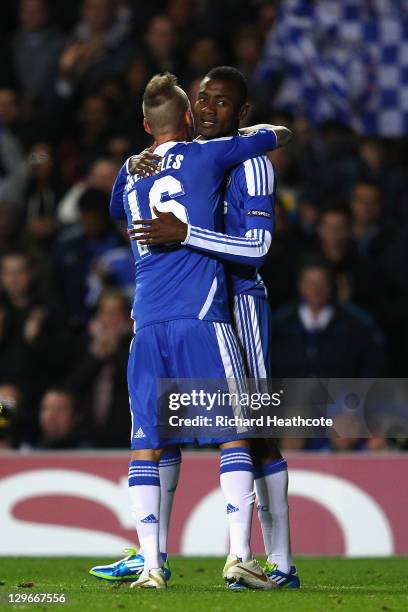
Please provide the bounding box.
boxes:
[134,447,181,581]
[233,293,299,587]
[167,319,271,589]
[219,439,255,563]
[128,447,163,583]
[219,438,273,590]
[252,439,299,587]
[158,446,181,560]
[90,325,169,588]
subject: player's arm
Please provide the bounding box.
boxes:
[109,162,128,220]
[129,158,275,268]
[130,211,272,267]
[182,225,272,268]
[239,124,292,148]
[126,126,291,179]
[183,157,275,267]
[199,126,287,171]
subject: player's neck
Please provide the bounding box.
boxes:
[154,128,189,146]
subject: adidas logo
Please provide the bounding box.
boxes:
[141,514,158,524]
[226,503,239,514]
[257,504,269,512]
[134,427,146,438]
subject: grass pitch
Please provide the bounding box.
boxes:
[0,557,407,611]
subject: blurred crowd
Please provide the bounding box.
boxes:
[0,0,407,452]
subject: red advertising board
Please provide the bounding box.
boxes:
[0,452,406,556]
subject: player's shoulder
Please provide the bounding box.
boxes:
[235,154,275,196]
[192,135,236,154]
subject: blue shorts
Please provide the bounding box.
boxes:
[128,319,247,449]
[233,294,272,379]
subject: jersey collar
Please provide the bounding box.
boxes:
[153,141,179,156]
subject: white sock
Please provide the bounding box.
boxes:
[255,458,293,574]
[254,476,273,559]
[220,448,255,562]
[128,460,161,570]
[158,448,181,556]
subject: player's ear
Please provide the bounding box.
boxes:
[143,118,153,136]
[239,103,250,123]
[185,108,194,127]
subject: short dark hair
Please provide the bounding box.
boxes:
[97,289,130,314]
[297,256,335,292]
[0,249,32,269]
[320,203,351,222]
[42,386,79,414]
[352,177,382,193]
[205,66,248,106]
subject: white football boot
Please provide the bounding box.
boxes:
[223,554,275,590]
[130,567,167,589]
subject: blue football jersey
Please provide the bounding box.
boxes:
[110,130,277,330]
[224,155,276,296]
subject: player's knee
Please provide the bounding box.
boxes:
[130,448,163,462]
[220,440,250,451]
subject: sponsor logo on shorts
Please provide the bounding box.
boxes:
[134,427,146,438]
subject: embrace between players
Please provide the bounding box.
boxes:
[89,66,300,591]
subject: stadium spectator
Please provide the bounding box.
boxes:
[349,179,395,263]
[268,142,302,212]
[270,259,387,378]
[186,37,223,80]
[65,290,132,447]
[260,199,300,309]
[313,206,379,313]
[0,382,24,449]
[37,387,88,449]
[0,201,23,254]
[57,158,119,225]
[24,142,63,250]
[355,138,408,220]
[0,126,28,205]
[0,251,70,417]
[0,87,38,148]
[59,95,112,182]
[56,0,133,100]
[11,0,64,110]
[143,14,179,76]
[55,188,125,324]
[233,25,262,83]
[166,0,195,52]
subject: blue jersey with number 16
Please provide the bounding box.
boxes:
[110,130,277,330]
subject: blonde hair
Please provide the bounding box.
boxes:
[142,72,189,135]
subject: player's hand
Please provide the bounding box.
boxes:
[128,149,162,177]
[129,207,188,244]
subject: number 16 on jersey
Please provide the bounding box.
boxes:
[128,176,189,257]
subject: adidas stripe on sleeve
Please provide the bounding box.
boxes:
[181,156,275,268]
[183,226,272,268]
